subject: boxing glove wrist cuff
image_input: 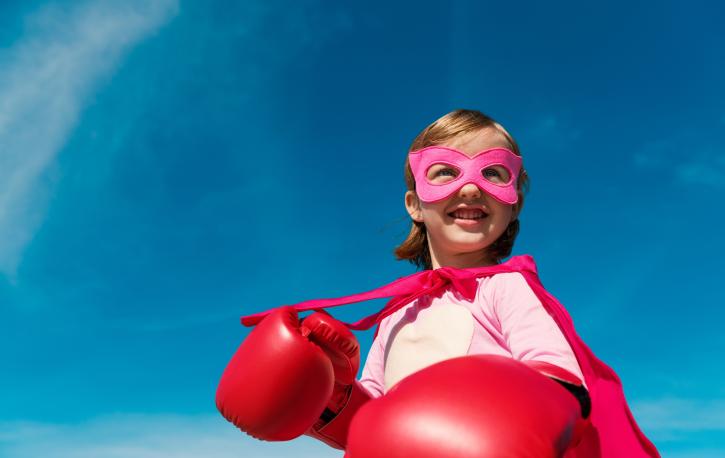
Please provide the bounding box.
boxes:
[307,381,371,450]
[522,360,591,419]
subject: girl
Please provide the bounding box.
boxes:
[217,109,660,457]
[360,110,583,395]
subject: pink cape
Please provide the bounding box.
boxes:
[242,255,660,457]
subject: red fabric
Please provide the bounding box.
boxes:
[241,255,660,457]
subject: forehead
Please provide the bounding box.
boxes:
[442,127,512,158]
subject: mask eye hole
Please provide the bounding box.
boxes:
[426,164,460,184]
[482,165,511,184]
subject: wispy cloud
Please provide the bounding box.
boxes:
[633,397,725,433]
[0,413,342,458]
[1,405,720,458]
[633,138,725,190]
[674,152,725,189]
[0,0,178,278]
[666,451,725,458]
[632,396,725,456]
[518,112,582,155]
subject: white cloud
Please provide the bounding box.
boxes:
[633,397,725,433]
[674,154,725,189]
[633,139,725,190]
[665,450,725,458]
[517,113,582,155]
[0,0,178,278]
[0,413,342,458]
[0,401,720,457]
[632,396,725,456]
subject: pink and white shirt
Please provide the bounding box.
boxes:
[359,271,586,397]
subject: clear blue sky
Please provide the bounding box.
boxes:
[1,1,723,456]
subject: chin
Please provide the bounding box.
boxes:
[446,236,492,253]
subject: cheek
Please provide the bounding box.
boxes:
[420,209,445,226]
[417,204,451,233]
[492,202,514,224]
[420,201,447,217]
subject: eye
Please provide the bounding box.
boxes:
[482,166,510,183]
[436,168,457,177]
[426,164,460,184]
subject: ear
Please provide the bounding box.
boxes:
[405,191,424,223]
[510,200,522,222]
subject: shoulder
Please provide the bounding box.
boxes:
[477,271,542,317]
[470,272,526,315]
[493,271,529,285]
[478,271,532,298]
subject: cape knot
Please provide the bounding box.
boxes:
[433,266,479,302]
[419,270,447,290]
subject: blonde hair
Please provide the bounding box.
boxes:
[394,109,530,270]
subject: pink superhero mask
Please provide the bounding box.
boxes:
[408,146,522,204]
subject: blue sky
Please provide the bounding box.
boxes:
[1,0,723,456]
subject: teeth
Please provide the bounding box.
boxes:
[451,209,486,220]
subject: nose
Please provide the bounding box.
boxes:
[457,182,483,200]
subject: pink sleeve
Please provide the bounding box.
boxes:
[359,325,387,398]
[492,272,587,387]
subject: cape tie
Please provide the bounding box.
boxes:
[241,266,481,330]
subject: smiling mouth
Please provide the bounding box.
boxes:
[448,209,488,220]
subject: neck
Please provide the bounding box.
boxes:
[429,246,497,270]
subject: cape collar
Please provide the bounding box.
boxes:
[241,255,538,330]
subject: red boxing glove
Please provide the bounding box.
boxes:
[216,306,335,441]
[345,355,585,458]
[216,306,368,448]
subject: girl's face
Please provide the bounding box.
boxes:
[405,127,516,269]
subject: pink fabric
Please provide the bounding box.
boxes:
[240,255,660,457]
[408,146,522,204]
[358,272,586,398]
[242,265,485,330]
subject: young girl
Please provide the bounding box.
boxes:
[360,110,584,396]
[216,109,660,457]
